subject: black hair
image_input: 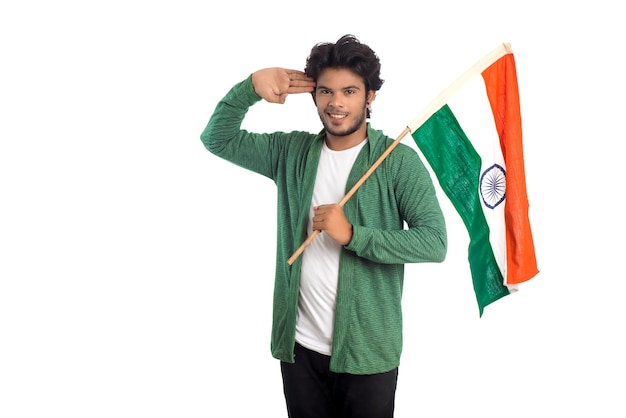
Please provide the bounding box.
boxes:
[304,35,384,117]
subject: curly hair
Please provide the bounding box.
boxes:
[304,34,384,94]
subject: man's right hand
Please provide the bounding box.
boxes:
[251,68,315,104]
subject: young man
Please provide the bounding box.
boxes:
[201,35,447,418]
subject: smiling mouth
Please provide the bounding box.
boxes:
[329,113,347,119]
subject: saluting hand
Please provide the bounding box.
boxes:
[251,68,315,104]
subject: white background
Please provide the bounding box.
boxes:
[1,1,624,417]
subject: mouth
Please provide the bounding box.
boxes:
[328,112,347,120]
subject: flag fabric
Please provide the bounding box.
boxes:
[409,43,538,316]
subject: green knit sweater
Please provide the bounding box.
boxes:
[201,75,447,374]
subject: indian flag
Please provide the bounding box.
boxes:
[410,43,539,316]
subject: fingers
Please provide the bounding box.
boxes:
[284,69,313,81]
[312,204,342,225]
[284,69,315,93]
[311,204,352,245]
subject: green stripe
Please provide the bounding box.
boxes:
[412,105,509,316]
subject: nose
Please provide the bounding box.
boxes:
[329,93,343,108]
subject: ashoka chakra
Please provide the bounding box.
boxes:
[480,164,506,209]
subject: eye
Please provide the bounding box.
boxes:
[345,89,355,95]
[319,89,331,95]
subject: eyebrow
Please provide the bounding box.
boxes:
[316,84,362,91]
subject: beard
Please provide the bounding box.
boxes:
[318,102,368,137]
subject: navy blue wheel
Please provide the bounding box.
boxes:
[480,164,506,209]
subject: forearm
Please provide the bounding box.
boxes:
[347,221,446,264]
[200,75,261,159]
[201,76,287,178]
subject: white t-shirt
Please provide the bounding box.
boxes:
[296,138,367,355]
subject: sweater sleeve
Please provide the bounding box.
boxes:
[345,145,448,265]
[200,75,278,179]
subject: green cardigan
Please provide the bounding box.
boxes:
[201,76,447,374]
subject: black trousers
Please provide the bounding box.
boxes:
[280,343,398,418]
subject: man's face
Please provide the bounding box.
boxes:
[314,68,373,141]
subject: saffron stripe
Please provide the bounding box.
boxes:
[482,54,539,285]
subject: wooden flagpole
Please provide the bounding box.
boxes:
[287,127,411,265]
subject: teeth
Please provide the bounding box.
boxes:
[330,114,346,119]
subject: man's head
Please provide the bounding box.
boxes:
[304,35,384,119]
[304,35,384,149]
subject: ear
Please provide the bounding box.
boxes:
[366,90,376,106]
